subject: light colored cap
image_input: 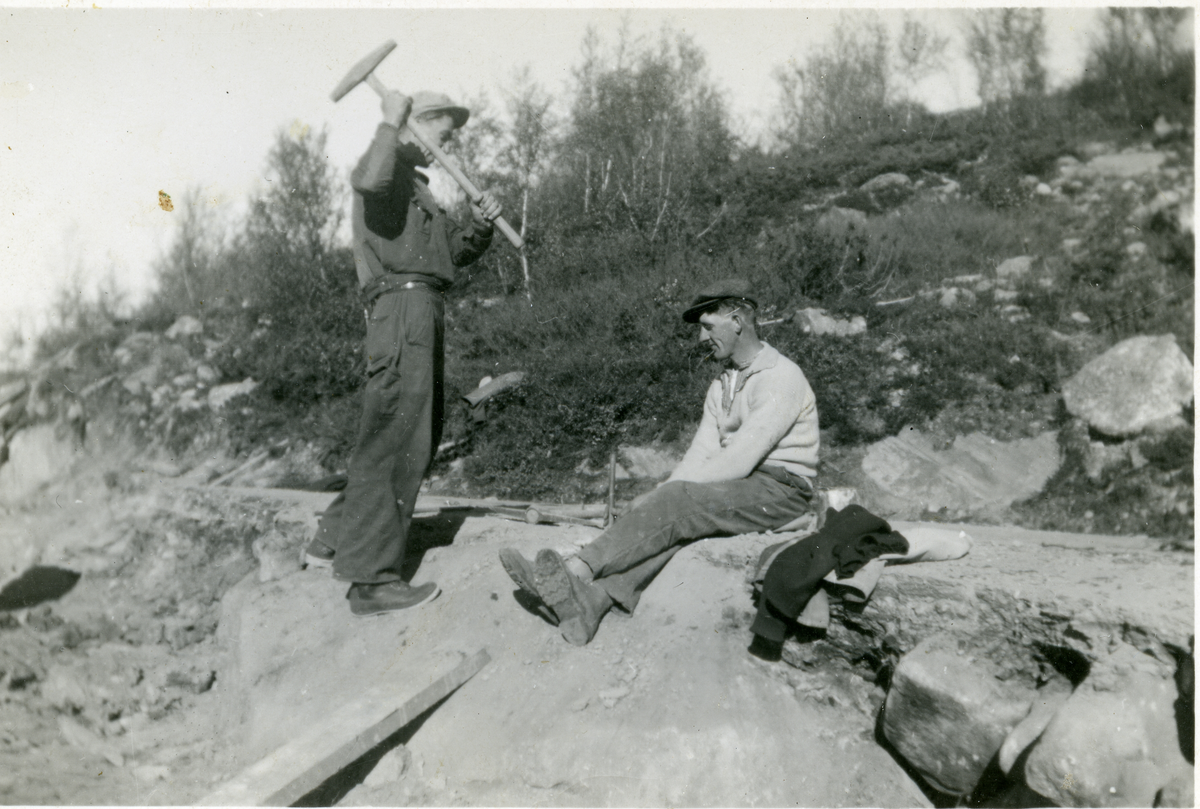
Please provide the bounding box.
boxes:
[410,91,469,129]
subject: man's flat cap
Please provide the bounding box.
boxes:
[411,91,470,129]
[682,278,759,323]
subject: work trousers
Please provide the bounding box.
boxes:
[319,286,445,584]
[577,467,815,613]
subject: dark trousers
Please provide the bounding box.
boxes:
[318,287,444,585]
[577,467,814,612]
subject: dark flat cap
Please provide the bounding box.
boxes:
[682,278,759,323]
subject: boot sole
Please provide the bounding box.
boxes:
[499,549,541,598]
[500,549,559,626]
[534,550,594,646]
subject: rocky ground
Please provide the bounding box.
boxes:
[0,445,1192,806]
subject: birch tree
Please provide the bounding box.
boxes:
[964,9,1047,114]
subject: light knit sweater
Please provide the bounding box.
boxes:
[668,343,819,484]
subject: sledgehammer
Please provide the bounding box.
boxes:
[331,40,525,249]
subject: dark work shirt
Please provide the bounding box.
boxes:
[350,123,493,288]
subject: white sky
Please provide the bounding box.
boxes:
[0,4,1134,360]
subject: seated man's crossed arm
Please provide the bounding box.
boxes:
[669,363,816,485]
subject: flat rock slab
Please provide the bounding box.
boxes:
[860,428,1060,519]
[212,512,929,808]
[873,521,1193,655]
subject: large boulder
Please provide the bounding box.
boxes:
[0,424,81,506]
[997,678,1073,775]
[1023,643,1193,807]
[883,633,1038,795]
[1062,335,1193,437]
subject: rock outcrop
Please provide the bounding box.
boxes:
[859,427,1061,520]
[199,486,1192,807]
[211,491,932,807]
[802,519,1193,803]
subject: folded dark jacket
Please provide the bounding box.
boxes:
[750,504,908,642]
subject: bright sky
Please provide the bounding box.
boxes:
[0,4,1120,362]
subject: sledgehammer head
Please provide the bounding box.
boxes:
[331,40,397,103]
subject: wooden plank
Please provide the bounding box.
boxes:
[200,648,490,807]
[491,505,605,529]
[413,496,608,520]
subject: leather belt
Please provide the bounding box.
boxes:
[361,274,446,306]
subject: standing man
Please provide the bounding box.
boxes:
[500,279,820,645]
[306,90,502,615]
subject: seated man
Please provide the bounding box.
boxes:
[499,279,820,646]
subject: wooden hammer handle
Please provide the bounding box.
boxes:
[364,74,524,250]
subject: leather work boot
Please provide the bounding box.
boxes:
[347,580,440,616]
[533,549,613,646]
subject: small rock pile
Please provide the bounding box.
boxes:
[1052,144,1193,236]
[111,317,258,442]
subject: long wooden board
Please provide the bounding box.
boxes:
[200,648,490,806]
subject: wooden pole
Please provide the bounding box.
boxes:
[604,449,617,528]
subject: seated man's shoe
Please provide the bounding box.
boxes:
[534,549,612,646]
[499,548,558,626]
[499,548,541,600]
[347,580,440,616]
[302,539,335,570]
